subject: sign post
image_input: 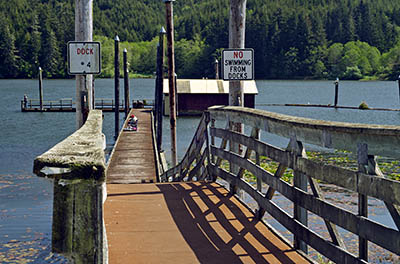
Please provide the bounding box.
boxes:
[67,41,101,125]
[222,49,254,81]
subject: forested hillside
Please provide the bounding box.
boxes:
[1,0,400,80]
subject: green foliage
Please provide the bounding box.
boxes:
[2,0,400,79]
[358,101,370,109]
[0,14,18,78]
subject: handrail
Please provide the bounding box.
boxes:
[164,105,400,263]
[208,105,400,159]
[160,114,211,182]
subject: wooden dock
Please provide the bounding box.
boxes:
[106,109,157,184]
[104,182,311,264]
[103,109,311,264]
[20,98,153,112]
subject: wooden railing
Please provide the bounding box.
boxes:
[161,114,212,182]
[21,98,74,110]
[21,98,154,111]
[161,105,400,263]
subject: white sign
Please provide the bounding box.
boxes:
[68,41,101,75]
[222,48,254,80]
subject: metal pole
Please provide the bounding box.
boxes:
[164,0,177,167]
[38,67,43,111]
[123,48,130,119]
[114,35,120,140]
[75,0,93,129]
[334,77,339,107]
[156,27,166,151]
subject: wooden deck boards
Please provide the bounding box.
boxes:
[104,109,311,263]
[106,109,156,184]
[104,182,311,264]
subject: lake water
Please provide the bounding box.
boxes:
[0,79,399,263]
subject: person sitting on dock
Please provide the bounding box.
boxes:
[125,114,138,131]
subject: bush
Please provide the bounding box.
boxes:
[358,101,370,109]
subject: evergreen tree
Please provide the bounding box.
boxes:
[0,15,18,78]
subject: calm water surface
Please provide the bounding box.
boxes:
[0,79,399,262]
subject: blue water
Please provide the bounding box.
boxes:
[0,79,399,262]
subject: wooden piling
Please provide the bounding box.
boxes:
[164,0,177,166]
[215,59,219,80]
[123,48,130,119]
[398,75,400,104]
[156,27,166,151]
[334,78,339,107]
[38,66,43,111]
[114,35,120,140]
[228,0,247,173]
[74,0,93,129]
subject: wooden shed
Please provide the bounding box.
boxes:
[163,79,258,115]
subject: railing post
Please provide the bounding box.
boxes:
[210,119,216,164]
[255,130,261,192]
[204,113,212,181]
[292,137,308,254]
[357,143,369,261]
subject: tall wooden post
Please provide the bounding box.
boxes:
[334,77,339,107]
[229,0,246,108]
[123,48,130,119]
[75,0,93,129]
[228,0,247,180]
[114,35,120,140]
[397,75,400,104]
[164,0,177,167]
[38,66,43,111]
[156,27,166,151]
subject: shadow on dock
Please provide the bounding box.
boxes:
[105,182,309,264]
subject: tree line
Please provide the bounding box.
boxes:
[1,0,400,80]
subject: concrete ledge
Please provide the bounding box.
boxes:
[33,110,106,181]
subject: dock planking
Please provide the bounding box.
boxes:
[104,182,311,264]
[104,108,312,263]
[106,108,156,184]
